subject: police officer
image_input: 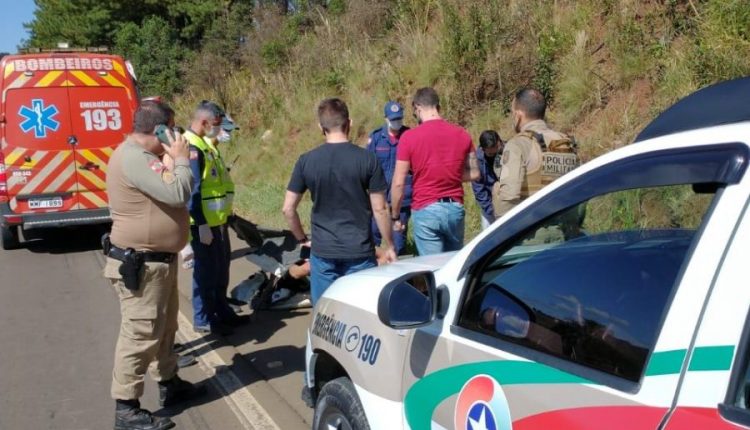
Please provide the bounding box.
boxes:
[105,100,204,430]
[367,101,411,255]
[493,88,568,218]
[184,101,238,335]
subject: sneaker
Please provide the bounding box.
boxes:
[177,354,197,368]
[158,375,207,407]
[193,323,233,336]
[114,401,174,430]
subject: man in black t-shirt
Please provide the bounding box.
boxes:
[283,98,397,305]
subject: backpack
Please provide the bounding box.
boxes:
[524,130,580,183]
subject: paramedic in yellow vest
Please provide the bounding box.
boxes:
[212,112,239,316]
[492,88,566,218]
[184,101,239,335]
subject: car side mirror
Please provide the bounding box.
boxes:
[377,271,436,329]
[480,289,532,339]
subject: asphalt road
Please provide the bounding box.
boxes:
[0,225,310,429]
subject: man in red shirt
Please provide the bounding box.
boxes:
[390,87,479,255]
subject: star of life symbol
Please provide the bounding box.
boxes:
[467,402,497,430]
[19,99,60,138]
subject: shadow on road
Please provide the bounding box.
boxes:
[22,224,110,255]
[162,336,306,417]
[185,309,308,379]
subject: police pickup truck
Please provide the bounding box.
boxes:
[304,77,750,430]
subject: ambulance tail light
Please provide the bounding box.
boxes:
[0,156,8,204]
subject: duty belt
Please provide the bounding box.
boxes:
[108,246,175,263]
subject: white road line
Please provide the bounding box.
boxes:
[176,312,281,430]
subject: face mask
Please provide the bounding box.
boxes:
[217,129,231,143]
[205,125,220,139]
[388,119,403,130]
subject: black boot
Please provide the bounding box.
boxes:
[158,375,207,407]
[114,399,175,430]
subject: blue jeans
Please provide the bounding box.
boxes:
[309,254,377,305]
[411,202,465,255]
[372,207,411,255]
[191,225,235,327]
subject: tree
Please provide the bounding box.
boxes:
[184,1,254,109]
[25,0,117,47]
[24,0,257,98]
[114,16,187,98]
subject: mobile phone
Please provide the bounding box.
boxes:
[300,245,311,260]
[155,125,184,146]
[155,124,172,146]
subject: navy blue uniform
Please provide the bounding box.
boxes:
[471,147,498,223]
[186,132,234,330]
[367,125,412,255]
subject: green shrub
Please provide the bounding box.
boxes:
[534,29,566,102]
[261,40,289,70]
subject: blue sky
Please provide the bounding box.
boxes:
[0,0,36,53]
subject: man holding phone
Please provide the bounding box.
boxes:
[105,100,205,429]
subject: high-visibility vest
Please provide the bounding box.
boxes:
[184,131,228,227]
[207,139,235,213]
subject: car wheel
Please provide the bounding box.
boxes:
[1,225,20,250]
[313,377,370,430]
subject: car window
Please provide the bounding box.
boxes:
[459,184,715,382]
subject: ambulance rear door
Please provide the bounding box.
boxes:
[65,63,135,211]
[2,63,78,215]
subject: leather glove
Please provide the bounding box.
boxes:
[198,224,213,245]
[180,244,194,269]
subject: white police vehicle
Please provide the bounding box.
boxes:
[304,77,750,430]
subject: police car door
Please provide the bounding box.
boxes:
[399,143,746,430]
[663,156,750,430]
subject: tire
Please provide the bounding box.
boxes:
[313,377,370,430]
[1,225,20,250]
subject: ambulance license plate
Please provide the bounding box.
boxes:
[28,197,63,209]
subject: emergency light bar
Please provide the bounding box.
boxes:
[18,46,109,54]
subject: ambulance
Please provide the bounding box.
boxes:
[0,50,138,249]
[304,77,750,430]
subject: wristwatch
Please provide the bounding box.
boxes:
[391,215,400,222]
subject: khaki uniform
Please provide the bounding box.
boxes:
[492,119,566,218]
[105,139,192,400]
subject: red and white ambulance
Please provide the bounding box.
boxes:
[0,50,138,249]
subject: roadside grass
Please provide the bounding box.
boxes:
[555,30,600,128]
[171,0,750,247]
